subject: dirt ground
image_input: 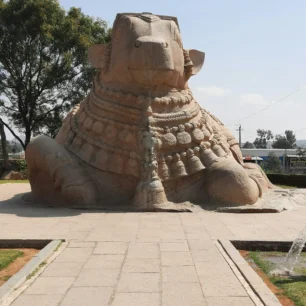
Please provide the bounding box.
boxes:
[240,250,295,306]
[0,248,39,286]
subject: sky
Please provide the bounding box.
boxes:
[7,0,306,143]
[60,0,306,142]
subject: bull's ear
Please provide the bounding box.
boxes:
[88,44,109,68]
[188,49,205,75]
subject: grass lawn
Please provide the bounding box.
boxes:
[249,251,306,306]
[0,180,29,184]
[0,249,24,270]
[276,185,297,189]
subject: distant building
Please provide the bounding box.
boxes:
[8,151,25,159]
[241,148,306,174]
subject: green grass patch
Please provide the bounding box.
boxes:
[1,275,12,282]
[249,251,306,306]
[0,180,29,184]
[276,184,297,189]
[0,249,24,270]
[54,241,63,252]
[26,261,47,280]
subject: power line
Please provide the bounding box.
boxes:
[227,84,306,127]
[295,127,306,133]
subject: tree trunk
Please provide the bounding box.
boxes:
[24,128,32,149]
[0,122,11,172]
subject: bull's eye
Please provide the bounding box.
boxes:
[135,40,141,48]
[162,42,169,48]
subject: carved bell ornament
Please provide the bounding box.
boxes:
[171,153,188,178]
[187,148,205,174]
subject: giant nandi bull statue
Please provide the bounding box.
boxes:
[25,13,274,211]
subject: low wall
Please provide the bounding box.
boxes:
[267,173,306,188]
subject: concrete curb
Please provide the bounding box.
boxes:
[218,239,281,306]
[0,239,63,305]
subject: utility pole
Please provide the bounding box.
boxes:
[236,124,243,148]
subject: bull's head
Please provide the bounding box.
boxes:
[88,13,204,89]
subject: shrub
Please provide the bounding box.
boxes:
[0,159,28,179]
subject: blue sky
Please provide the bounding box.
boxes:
[60,0,306,142]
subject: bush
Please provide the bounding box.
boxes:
[261,152,283,174]
[267,173,306,188]
[0,159,28,179]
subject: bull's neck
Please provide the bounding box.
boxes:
[91,77,193,116]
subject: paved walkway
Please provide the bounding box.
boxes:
[1,184,306,306]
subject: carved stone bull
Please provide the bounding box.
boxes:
[25,13,274,210]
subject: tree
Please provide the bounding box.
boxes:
[272,130,296,149]
[242,141,255,148]
[0,0,110,149]
[0,122,11,171]
[261,152,283,174]
[253,129,273,149]
[296,147,306,157]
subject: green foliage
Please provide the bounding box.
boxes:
[0,139,23,154]
[296,147,306,157]
[0,0,110,148]
[0,159,28,178]
[13,159,28,178]
[0,140,11,153]
[0,249,24,270]
[267,173,306,188]
[261,152,283,174]
[272,130,297,149]
[242,141,255,148]
[253,129,273,149]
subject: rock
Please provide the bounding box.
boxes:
[1,171,24,180]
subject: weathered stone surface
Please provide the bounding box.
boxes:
[25,12,280,211]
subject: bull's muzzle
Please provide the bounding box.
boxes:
[129,36,174,85]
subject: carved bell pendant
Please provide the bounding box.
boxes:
[171,153,187,178]
[187,149,205,174]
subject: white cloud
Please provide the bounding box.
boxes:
[196,86,231,97]
[240,94,269,105]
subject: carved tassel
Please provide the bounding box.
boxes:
[158,156,170,181]
[133,160,168,210]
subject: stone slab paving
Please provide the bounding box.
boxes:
[1,184,306,305]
